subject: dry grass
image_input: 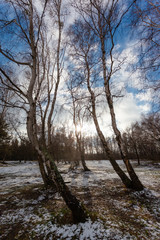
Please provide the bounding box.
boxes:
[0,161,160,239]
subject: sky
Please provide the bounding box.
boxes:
[0,0,154,138]
[51,0,153,137]
[54,53,151,137]
[54,36,152,137]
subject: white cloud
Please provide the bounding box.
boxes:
[136,89,153,102]
[54,38,151,136]
[7,2,152,139]
[114,93,150,131]
[111,41,143,91]
[139,103,151,113]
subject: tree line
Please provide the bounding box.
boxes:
[1,112,160,163]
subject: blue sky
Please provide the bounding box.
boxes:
[0,0,156,137]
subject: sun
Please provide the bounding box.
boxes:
[75,123,97,136]
[76,124,82,133]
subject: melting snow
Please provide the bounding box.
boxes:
[0,160,160,239]
[33,219,132,240]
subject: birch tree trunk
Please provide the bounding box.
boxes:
[85,58,133,188]
[68,16,138,189]
[26,0,88,223]
[75,0,144,191]
[69,85,90,171]
[100,31,144,190]
[0,0,88,223]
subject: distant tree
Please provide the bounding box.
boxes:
[67,78,90,171]
[141,113,160,144]
[0,116,9,143]
[10,138,19,160]
[9,137,36,161]
[123,113,160,162]
[140,113,160,160]
[0,114,10,162]
[122,125,141,165]
[50,127,77,164]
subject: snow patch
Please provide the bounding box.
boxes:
[33,219,131,240]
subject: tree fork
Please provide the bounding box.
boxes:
[37,158,57,188]
[100,26,144,191]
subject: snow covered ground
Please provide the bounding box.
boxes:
[0,160,160,239]
[0,160,159,195]
[0,161,42,194]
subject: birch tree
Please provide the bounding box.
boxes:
[68,76,90,171]
[0,0,87,223]
[69,0,144,190]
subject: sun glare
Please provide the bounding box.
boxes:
[75,123,96,136]
[76,125,82,133]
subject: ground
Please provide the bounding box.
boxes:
[0,160,160,240]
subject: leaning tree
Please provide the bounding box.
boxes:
[69,0,144,190]
[0,0,87,223]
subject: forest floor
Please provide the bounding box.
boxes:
[0,160,160,240]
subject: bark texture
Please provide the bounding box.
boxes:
[85,57,133,188]
[100,31,144,190]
